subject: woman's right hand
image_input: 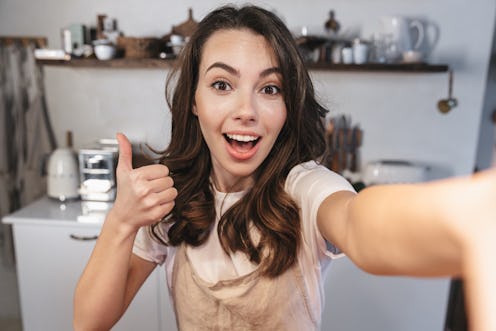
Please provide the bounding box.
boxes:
[110,133,177,232]
[74,132,172,331]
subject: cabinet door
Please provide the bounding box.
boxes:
[13,223,162,331]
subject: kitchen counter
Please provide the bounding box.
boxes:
[2,196,173,331]
[2,196,111,227]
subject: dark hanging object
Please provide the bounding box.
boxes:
[438,69,458,114]
[325,10,340,34]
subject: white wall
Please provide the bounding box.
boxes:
[1,0,495,176]
[1,0,495,330]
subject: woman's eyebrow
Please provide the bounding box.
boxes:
[205,62,281,78]
[259,67,281,78]
[206,62,239,76]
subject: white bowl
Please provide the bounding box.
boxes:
[94,44,116,60]
[402,50,423,63]
[362,160,428,185]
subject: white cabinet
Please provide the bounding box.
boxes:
[4,198,177,331]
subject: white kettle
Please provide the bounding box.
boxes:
[380,16,425,53]
[47,132,79,201]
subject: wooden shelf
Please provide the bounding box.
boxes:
[36,58,178,69]
[36,58,449,72]
[307,62,449,72]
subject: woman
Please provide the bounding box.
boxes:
[74,5,496,331]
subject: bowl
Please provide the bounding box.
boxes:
[362,160,428,185]
[94,44,116,60]
[402,50,423,63]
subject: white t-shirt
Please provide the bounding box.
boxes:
[132,160,355,321]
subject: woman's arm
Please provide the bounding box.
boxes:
[73,133,177,330]
[73,213,156,330]
[317,168,496,330]
[318,185,461,276]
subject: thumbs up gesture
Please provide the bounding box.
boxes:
[110,133,177,230]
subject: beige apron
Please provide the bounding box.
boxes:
[170,244,318,331]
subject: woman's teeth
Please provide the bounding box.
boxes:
[224,133,260,152]
[225,133,259,142]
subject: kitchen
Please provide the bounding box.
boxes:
[1,0,495,330]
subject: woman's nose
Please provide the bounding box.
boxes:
[233,91,258,123]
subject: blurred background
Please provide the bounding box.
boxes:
[1,0,495,330]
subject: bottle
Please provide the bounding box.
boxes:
[325,10,341,34]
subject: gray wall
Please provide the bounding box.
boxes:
[1,0,495,177]
[1,0,495,330]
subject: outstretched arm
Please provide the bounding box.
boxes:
[317,168,496,331]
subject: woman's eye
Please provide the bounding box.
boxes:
[211,81,231,91]
[261,85,281,95]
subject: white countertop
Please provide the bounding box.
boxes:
[2,196,111,227]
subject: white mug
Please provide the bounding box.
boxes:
[341,47,353,64]
[353,42,368,64]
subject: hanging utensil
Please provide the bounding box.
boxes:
[349,126,362,173]
[437,69,458,114]
[324,118,335,169]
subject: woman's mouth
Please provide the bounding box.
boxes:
[224,133,261,158]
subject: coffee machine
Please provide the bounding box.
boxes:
[78,139,118,202]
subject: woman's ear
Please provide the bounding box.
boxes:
[192,104,198,116]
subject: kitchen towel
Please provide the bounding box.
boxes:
[0,38,56,267]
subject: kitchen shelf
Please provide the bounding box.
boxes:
[36,58,449,72]
[307,62,449,72]
[36,58,178,69]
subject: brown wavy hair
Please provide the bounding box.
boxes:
[153,5,328,277]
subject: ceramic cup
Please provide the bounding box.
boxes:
[341,47,353,64]
[353,43,369,64]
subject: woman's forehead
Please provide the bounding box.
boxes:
[199,29,279,69]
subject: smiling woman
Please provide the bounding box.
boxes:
[73,4,496,331]
[193,29,287,185]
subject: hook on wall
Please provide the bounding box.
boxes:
[437,69,458,114]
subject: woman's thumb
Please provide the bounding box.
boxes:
[116,132,133,172]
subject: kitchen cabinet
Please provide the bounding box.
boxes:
[2,198,176,331]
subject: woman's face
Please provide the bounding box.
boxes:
[194,29,287,192]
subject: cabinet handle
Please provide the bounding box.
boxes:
[69,234,99,241]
